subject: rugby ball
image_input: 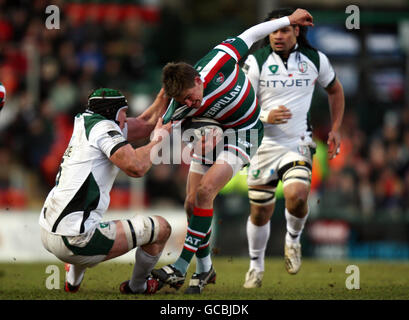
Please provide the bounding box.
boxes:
[181,117,223,142]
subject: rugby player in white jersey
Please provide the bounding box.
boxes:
[151,8,315,294]
[0,82,6,111]
[242,8,345,288]
[39,88,173,294]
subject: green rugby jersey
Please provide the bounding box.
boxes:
[162,37,260,131]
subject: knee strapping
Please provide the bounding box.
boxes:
[122,215,160,250]
[248,187,276,206]
[282,166,311,187]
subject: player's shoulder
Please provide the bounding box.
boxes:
[297,45,331,73]
[81,113,119,140]
[250,45,273,72]
[212,36,249,63]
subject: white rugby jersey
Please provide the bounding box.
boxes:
[39,112,128,236]
[243,44,335,145]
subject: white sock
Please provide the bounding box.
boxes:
[246,217,270,272]
[285,208,309,245]
[66,264,86,286]
[196,255,212,274]
[129,248,161,293]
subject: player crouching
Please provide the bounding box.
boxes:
[39,88,172,295]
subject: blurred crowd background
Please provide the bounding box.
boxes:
[0,0,409,258]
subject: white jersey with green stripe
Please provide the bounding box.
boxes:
[243,43,335,146]
[39,112,128,236]
[162,36,260,131]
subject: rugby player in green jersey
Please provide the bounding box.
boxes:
[152,8,314,294]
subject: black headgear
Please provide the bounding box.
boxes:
[86,88,128,121]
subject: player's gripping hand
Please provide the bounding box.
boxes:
[327,130,341,160]
[151,117,172,143]
[152,87,171,111]
[288,9,314,27]
[266,105,292,124]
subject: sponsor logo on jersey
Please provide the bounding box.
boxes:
[203,84,242,117]
[268,65,279,75]
[258,79,314,88]
[259,78,311,88]
[252,169,260,178]
[298,61,308,73]
[214,72,225,85]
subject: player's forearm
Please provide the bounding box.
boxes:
[238,17,290,48]
[328,84,345,132]
[133,138,162,176]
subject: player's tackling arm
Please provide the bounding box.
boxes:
[126,88,170,143]
[325,78,345,160]
[110,118,171,177]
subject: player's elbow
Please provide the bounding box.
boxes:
[111,145,152,178]
[124,162,151,178]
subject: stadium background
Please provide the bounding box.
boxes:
[0,0,408,267]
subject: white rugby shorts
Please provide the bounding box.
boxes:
[247,139,314,187]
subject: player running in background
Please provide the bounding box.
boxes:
[39,88,172,294]
[0,82,6,111]
[151,8,315,294]
[242,8,345,288]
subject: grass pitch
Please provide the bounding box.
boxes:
[0,257,408,300]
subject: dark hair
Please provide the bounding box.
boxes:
[258,8,315,50]
[162,62,199,98]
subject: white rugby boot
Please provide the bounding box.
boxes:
[243,269,264,288]
[284,241,302,274]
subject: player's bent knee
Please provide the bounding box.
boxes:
[121,215,162,250]
[285,186,309,213]
[286,195,307,213]
[154,215,172,244]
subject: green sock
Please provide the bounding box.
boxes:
[173,207,213,275]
